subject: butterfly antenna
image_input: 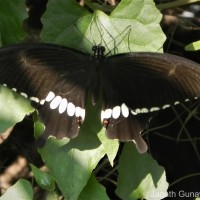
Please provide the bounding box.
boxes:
[74,24,94,54]
[105,25,132,55]
[113,25,132,53]
[90,16,99,46]
[96,18,132,55]
[95,17,117,54]
[165,21,179,53]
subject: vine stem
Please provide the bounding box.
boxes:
[169,172,200,187]
[157,0,200,10]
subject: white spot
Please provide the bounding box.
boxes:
[101,109,110,121]
[150,107,160,112]
[40,99,45,105]
[3,84,7,86]
[104,109,112,119]
[162,104,170,109]
[80,108,85,121]
[112,106,121,119]
[30,97,39,103]
[101,110,105,122]
[140,108,149,113]
[185,98,189,102]
[12,88,17,92]
[180,11,194,18]
[121,103,129,118]
[75,107,81,117]
[45,91,55,102]
[131,110,138,115]
[135,108,141,114]
[194,97,198,100]
[59,98,68,114]
[50,96,62,109]
[174,101,180,105]
[75,107,86,120]
[20,92,28,98]
[67,102,75,116]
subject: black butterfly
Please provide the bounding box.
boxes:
[0,42,200,153]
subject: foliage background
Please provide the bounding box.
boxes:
[0,0,200,200]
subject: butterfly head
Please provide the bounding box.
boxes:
[92,45,105,59]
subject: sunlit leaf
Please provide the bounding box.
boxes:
[98,130,119,166]
[116,142,169,200]
[0,179,33,200]
[185,40,200,51]
[0,86,34,133]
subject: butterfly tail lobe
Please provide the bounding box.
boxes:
[105,114,148,153]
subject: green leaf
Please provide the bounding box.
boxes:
[39,100,106,200]
[0,179,33,200]
[0,33,2,46]
[0,0,27,45]
[116,142,169,200]
[98,129,119,166]
[30,164,55,191]
[0,85,34,133]
[41,0,91,48]
[41,0,165,54]
[110,0,165,52]
[34,116,45,139]
[39,136,105,200]
[78,174,109,200]
[185,40,200,51]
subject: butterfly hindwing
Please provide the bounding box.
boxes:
[105,110,150,153]
[99,52,200,152]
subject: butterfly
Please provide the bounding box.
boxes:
[0,42,200,153]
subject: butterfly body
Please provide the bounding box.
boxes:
[0,42,200,153]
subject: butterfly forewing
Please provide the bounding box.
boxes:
[105,52,200,110]
[0,43,95,146]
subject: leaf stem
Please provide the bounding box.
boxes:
[84,0,97,11]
